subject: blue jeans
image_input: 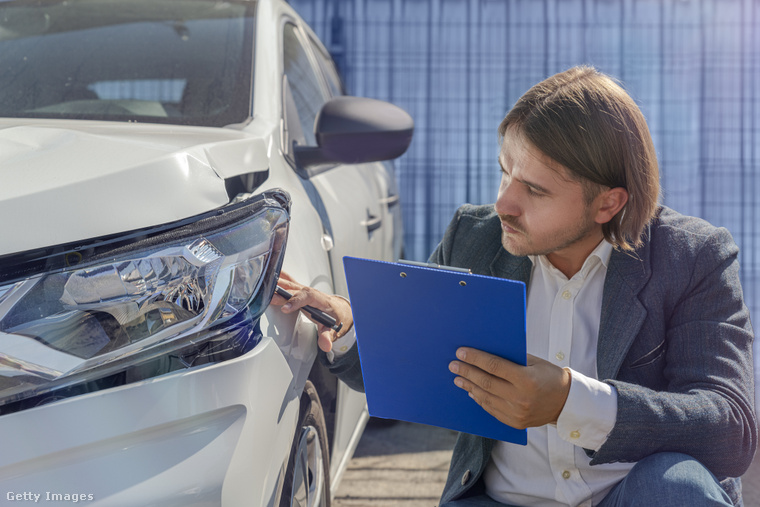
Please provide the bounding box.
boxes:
[440,453,734,507]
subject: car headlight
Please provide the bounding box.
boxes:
[0,189,290,414]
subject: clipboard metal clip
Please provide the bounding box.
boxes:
[397,259,472,274]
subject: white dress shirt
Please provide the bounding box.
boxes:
[483,240,635,507]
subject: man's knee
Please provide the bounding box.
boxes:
[605,452,732,506]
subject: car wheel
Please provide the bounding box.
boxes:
[281,380,331,507]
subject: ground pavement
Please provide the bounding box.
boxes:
[334,420,760,507]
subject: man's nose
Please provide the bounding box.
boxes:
[495,180,521,217]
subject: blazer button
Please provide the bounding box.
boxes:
[461,470,471,486]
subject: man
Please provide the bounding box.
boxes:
[274,66,757,506]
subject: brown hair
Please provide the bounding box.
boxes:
[498,66,660,251]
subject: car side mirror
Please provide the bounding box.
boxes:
[294,96,413,176]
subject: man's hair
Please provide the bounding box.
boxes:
[498,66,660,251]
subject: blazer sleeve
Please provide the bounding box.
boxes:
[319,344,365,393]
[590,226,757,479]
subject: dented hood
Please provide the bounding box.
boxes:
[0,119,270,256]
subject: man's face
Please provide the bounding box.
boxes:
[495,130,603,264]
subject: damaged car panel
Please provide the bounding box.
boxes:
[0,0,412,505]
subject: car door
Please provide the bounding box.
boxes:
[281,21,387,295]
[281,18,378,487]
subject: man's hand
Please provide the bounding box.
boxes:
[449,348,571,429]
[270,271,353,353]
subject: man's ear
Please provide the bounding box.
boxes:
[594,187,628,225]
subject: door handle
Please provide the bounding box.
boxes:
[361,210,382,234]
[380,194,400,208]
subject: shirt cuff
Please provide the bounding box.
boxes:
[325,325,356,363]
[556,368,618,451]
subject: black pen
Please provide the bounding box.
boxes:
[275,286,343,333]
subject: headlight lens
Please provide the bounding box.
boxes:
[0,190,289,411]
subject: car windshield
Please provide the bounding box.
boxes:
[0,0,255,127]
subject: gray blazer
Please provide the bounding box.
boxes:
[327,204,757,505]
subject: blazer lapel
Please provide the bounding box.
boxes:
[484,232,652,381]
[489,248,532,285]
[597,241,652,380]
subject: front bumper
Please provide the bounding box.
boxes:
[0,335,299,506]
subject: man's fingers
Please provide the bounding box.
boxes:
[276,278,305,295]
[449,358,509,396]
[451,349,572,428]
[280,286,324,313]
[453,375,521,428]
[456,347,522,381]
[271,272,353,353]
[272,272,306,306]
[317,330,335,353]
[278,271,297,283]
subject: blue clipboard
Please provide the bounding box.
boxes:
[343,256,528,445]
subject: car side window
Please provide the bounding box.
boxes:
[282,23,327,146]
[309,36,344,97]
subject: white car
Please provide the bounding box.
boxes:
[0,1,411,506]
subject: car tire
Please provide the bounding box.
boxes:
[280,380,331,507]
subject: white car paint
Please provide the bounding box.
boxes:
[0,0,405,504]
[0,121,266,254]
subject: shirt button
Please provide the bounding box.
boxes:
[570,430,581,439]
[562,470,571,480]
[561,290,572,300]
[461,470,471,486]
[555,351,565,361]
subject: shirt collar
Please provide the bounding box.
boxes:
[529,240,613,280]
